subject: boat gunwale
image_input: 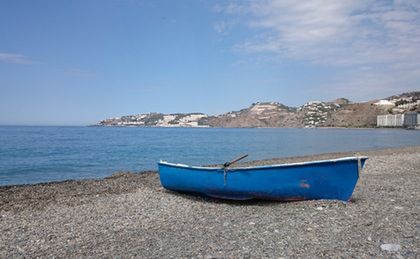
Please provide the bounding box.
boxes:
[158,156,368,172]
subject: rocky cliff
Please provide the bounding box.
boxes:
[96,91,419,128]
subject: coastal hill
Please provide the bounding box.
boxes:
[96,91,419,128]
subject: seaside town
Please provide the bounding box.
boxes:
[97,91,420,129]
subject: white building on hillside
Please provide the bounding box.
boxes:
[377,113,419,127]
[374,100,394,106]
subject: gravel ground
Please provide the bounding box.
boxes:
[0,146,419,258]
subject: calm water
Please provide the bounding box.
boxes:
[0,126,419,186]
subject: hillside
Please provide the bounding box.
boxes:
[96,91,419,128]
[200,102,301,128]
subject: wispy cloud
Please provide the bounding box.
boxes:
[215,0,420,98]
[0,52,39,64]
[217,0,420,66]
[213,20,237,35]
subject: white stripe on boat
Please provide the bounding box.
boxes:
[159,156,368,171]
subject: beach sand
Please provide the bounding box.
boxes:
[1,146,419,258]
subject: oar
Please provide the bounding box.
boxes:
[223,154,249,168]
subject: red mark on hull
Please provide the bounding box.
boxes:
[300,180,310,189]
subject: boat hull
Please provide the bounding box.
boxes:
[158,157,368,201]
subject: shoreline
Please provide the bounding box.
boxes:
[1,145,419,189]
[4,124,418,130]
[1,145,419,257]
[93,125,418,130]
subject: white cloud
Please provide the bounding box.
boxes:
[215,0,420,98]
[214,20,236,35]
[0,52,38,64]
[220,0,420,65]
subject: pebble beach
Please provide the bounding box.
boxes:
[1,146,419,258]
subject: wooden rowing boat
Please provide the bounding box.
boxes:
[158,156,368,201]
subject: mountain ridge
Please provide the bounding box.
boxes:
[96,91,419,128]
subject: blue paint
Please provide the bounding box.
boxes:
[158,157,368,201]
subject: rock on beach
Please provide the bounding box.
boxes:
[381,243,402,252]
[0,146,419,258]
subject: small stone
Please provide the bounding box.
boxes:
[380,243,401,252]
[316,207,323,210]
[394,206,404,210]
[307,227,313,231]
[368,236,372,241]
[249,222,255,225]
[222,222,229,227]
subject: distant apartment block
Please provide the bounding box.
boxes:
[377,113,419,127]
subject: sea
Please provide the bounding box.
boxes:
[0,126,419,186]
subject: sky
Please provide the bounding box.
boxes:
[0,0,419,125]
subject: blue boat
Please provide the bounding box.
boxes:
[158,156,368,202]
